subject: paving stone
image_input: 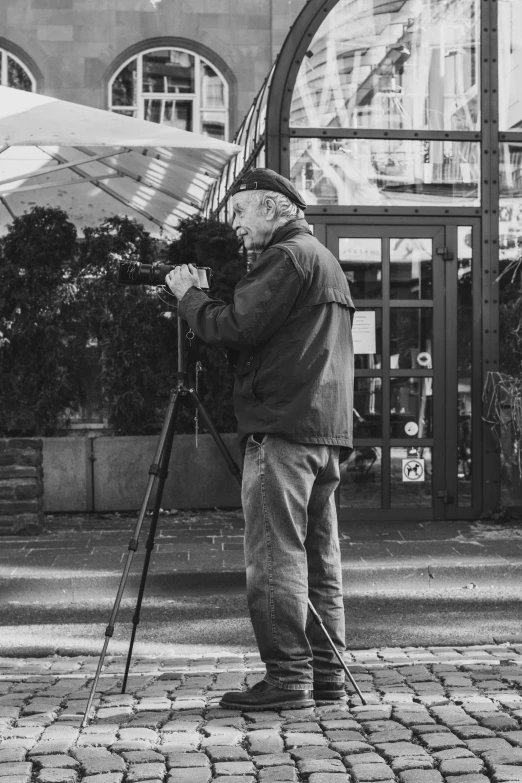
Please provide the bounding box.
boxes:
[349,762,395,781]
[120,753,165,764]
[167,768,212,783]
[432,748,476,761]
[343,754,387,769]
[444,776,490,783]
[0,765,32,778]
[366,730,411,744]
[491,766,522,781]
[320,721,361,732]
[289,749,340,761]
[82,775,124,783]
[205,748,249,763]
[165,754,209,769]
[307,775,350,783]
[80,756,126,776]
[247,731,284,755]
[0,751,27,764]
[398,771,443,783]
[328,742,373,756]
[37,770,77,783]
[126,763,166,782]
[284,734,327,749]
[466,739,513,753]
[500,731,522,747]
[296,759,346,776]
[32,757,79,769]
[212,777,254,783]
[373,742,430,760]
[285,723,322,733]
[481,715,520,731]
[454,726,496,740]
[481,747,522,765]
[258,768,297,782]
[253,755,294,769]
[439,758,485,776]
[421,732,466,751]
[390,757,434,773]
[0,775,32,783]
[213,763,256,777]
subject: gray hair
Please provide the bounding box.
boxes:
[247,189,304,222]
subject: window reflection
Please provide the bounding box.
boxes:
[354,378,382,437]
[290,139,480,207]
[457,227,473,507]
[390,377,433,439]
[390,309,433,369]
[499,0,522,130]
[390,238,433,299]
[340,447,382,509]
[290,0,480,131]
[143,50,195,94]
[339,237,381,298]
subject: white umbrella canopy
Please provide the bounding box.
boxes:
[0,86,240,237]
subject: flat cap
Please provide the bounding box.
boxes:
[230,168,307,211]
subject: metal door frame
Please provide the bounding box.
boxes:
[319,216,482,522]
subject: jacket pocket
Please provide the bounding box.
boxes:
[235,352,262,404]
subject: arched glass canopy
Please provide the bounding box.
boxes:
[203,64,274,221]
[205,0,493,216]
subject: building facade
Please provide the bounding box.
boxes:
[0,0,306,139]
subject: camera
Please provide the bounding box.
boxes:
[118,261,212,290]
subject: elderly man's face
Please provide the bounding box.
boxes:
[231,192,275,252]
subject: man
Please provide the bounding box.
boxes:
[166,168,354,711]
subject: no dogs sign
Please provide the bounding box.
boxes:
[402,457,425,482]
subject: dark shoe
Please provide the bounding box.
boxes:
[313,681,347,703]
[220,680,314,711]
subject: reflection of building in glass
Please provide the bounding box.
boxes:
[108,47,229,139]
[290,0,480,131]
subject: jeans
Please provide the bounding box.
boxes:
[242,433,346,691]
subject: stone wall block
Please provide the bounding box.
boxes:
[0,439,44,535]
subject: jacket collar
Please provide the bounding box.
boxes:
[265,218,312,251]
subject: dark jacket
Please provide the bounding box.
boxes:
[178,218,355,449]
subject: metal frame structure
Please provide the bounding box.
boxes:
[206,0,510,519]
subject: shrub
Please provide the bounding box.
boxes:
[0,207,84,435]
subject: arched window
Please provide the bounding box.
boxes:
[108,46,229,140]
[0,47,36,91]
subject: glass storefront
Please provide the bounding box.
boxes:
[289,138,480,206]
[204,0,514,519]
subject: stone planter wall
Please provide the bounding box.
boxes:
[0,439,45,535]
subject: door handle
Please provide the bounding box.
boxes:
[436,247,454,261]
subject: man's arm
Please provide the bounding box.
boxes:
[178,247,302,349]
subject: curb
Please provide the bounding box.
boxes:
[3,560,522,602]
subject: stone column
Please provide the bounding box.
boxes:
[0,438,45,535]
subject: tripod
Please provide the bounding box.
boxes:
[81,315,365,726]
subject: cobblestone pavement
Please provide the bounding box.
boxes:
[4,646,522,783]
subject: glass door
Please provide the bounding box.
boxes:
[327,221,481,521]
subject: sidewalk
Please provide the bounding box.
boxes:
[2,645,522,783]
[2,512,522,602]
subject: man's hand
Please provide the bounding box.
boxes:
[165,264,201,299]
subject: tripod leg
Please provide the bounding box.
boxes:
[81,387,182,728]
[308,600,366,705]
[185,388,242,485]
[121,391,181,693]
